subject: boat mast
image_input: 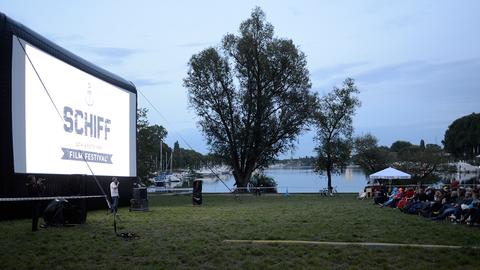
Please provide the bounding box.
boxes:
[159,139,163,174]
[165,152,168,173]
[170,148,174,173]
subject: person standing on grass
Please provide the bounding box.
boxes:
[26,175,46,231]
[110,177,119,213]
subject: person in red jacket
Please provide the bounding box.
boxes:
[450,178,460,191]
[405,187,415,198]
[397,187,414,210]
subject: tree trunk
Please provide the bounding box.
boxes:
[327,168,332,193]
[233,170,253,192]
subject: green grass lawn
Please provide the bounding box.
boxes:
[1,194,479,269]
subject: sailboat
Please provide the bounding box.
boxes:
[153,142,180,187]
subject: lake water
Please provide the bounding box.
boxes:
[202,166,368,193]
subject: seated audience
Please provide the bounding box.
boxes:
[376,183,480,228]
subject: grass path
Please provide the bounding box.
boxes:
[223,239,478,249]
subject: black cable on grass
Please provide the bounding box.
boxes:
[114,212,139,240]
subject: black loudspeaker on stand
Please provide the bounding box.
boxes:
[130,188,149,211]
[192,180,202,206]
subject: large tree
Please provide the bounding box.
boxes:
[443,112,480,159]
[172,141,204,170]
[184,7,316,188]
[353,134,394,176]
[390,140,413,153]
[314,78,361,193]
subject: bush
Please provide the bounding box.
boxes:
[250,173,277,193]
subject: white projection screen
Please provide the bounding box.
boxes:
[11,36,136,177]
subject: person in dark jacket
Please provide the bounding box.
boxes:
[26,175,46,231]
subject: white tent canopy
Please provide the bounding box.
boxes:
[369,167,411,180]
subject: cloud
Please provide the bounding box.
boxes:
[383,13,418,28]
[350,57,480,147]
[133,78,172,87]
[312,62,368,79]
[310,57,480,93]
[49,33,84,43]
[75,46,142,66]
[355,57,480,89]
[178,42,213,48]
[80,46,140,58]
[309,57,480,150]
[288,6,302,17]
[311,61,369,90]
[354,61,421,85]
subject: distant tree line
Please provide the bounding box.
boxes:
[275,111,478,187]
[353,136,445,183]
[352,111,480,183]
[274,156,316,167]
[275,136,448,185]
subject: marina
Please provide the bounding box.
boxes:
[147,163,480,194]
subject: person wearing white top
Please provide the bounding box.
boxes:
[110,177,119,213]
